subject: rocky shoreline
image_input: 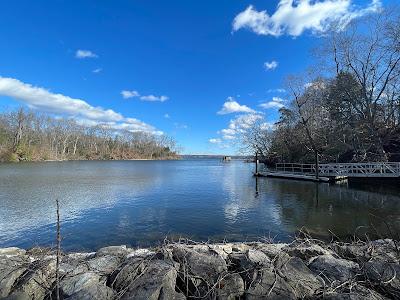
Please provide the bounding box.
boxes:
[1,239,399,299]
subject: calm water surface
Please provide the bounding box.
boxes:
[1,159,399,251]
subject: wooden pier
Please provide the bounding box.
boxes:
[255,171,330,182]
[254,162,400,183]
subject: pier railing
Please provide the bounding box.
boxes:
[275,162,400,178]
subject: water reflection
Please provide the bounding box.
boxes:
[0,160,399,251]
[255,177,259,197]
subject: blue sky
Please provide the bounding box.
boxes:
[0,0,391,154]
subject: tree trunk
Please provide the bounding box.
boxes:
[13,109,24,151]
[73,136,79,155]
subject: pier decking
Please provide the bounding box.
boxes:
[255,171,331,182]
[255,162,400,182]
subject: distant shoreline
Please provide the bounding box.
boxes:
[1,155,252,163]
[0,156,181,163]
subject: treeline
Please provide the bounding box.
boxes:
[0,108,179,162]
[269,71,400,163]
[245,10,400,164]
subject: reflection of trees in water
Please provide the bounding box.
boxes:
[347,180,400,197]
[0,161,165,245]
[261,179,400,240]
[222,165,285,231]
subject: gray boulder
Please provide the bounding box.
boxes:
[369,239,399,263]
[258,243,287,259]
[334,239,399,264]
[0,255,29,298]
[283,242,335,261]
[309,255,359,283]
[208,244,233,260]
[233,251,321,299]
[276,256,322,298]
[66,284,115,300]
[364,261,400,299]
[245,266,297,299]
[87,255,121,275]
[112,258,184,300]
[172,244,227,280]
[322,284,388,300]
[0,248,26,257]
[2,291,31,300]
[60,272,114,300]
[247,249,271,266]
[61,272,100,296]
[96,245,129,258]
[8,258,56,300]
[215,273,245,300]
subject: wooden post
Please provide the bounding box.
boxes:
[255,152,258,175]
[255,176,259,196]
[314,182,319,207]
[315,151,319,180]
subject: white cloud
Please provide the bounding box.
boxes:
[259,97,286,109]
[232,0,382,37]
[174,122,188,129]
[121,90,169,102]
[209,138,222,144]
[164,113,170,119]
[140,95,169,102]
[217,113,265,141]
[264,60,278,70]
[75,49,98,59]
[267,88,286,93]
[218,97,255,115]
[121,90,140,99]
[0,76,158,133]
[92,68,102,73]
[214,112,274,148]
[220,128,236,136]
[222,134,236,140]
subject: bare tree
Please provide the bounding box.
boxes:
[238,117,273,161]
[285,75,332,177]
[0,108,179,162]
[323,10,400,160]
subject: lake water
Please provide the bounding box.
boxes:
[1,159,399,251]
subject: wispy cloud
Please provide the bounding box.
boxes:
[121,90,140,99]
[209,138,222,144]
[164,113,170,119]
[218,97,255,115]
[267,88,286,93]
[121,90,169,102]
[92,68,102,73]
[0,76,158,133]
[233,0,382,37]
[174,122,188,129]
[264,61,278,70]
[75,49,98,59]
[140,95,169,102]
[259,97,286,109]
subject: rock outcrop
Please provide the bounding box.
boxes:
[0,238,398,299]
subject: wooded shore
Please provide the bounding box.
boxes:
[1,238,399,299]
[0,109,179,163]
